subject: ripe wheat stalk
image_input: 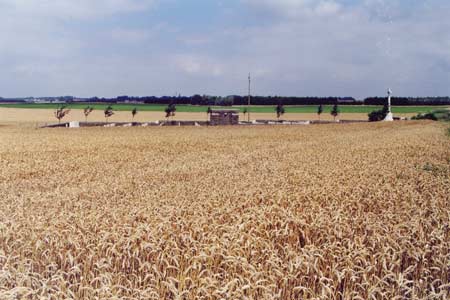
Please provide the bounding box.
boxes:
[0,121,449,299]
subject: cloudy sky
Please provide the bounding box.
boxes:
[0,0,449,98]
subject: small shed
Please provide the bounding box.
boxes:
[209,109,240,125]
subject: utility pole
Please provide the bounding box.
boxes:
[248,73,251,122]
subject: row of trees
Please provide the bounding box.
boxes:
[58,103,424,123]
[55,105,157,123]
[50,95,354,106]
[56,103,348,123]
[364,96,450,106]
[115,95,357,106]
[203,103,341,121]
[273,103,340,121]
[55,105,120,123]
[55,103,344,123]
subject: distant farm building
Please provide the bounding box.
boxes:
[209,109,239,125]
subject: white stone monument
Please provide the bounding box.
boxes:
[69,121,80,128]
[383,88,394,122]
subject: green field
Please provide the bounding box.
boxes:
[0,103,448,114]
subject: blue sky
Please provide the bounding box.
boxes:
[0,0,449,98]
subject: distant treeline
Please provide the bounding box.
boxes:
[364,97,450,106]
[1,95,450,106]
[136,95,358,106]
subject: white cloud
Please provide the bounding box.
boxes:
[0,0,449,98]
[0,0,157,19]
[314,1,341,16]
[0,0,162,73]
[174,55,225,77]
[178,36,212,47]
[243,0,342,18]
[110,27,158,43]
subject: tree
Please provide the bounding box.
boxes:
[368,104,389,122]
[331,104,340,121]
[165,107,171,120]
[165,103,176,120]
[169,103,176,119]
[54,105,70,124]
[207,106,212,120]
[317,104,323,121]
[104,106,114,122]
[83,106,94,122]
[132,107,138,121]
[275,102,285,120]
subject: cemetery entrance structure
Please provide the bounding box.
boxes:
[209,109,240,125]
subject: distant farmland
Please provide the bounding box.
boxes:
[0,103,448,114]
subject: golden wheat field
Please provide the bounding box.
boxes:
[0,121,449,299]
